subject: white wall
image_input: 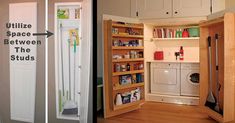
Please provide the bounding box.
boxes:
[97,0,132,77]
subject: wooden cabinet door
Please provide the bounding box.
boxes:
[173,0,210,17]
[137,0,172,19]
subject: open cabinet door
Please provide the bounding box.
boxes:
[199,13,235,123]
[103,15,145,118]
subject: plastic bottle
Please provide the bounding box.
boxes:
[127,63,131,71]
[182,29,189,37]
[116,93,123,105]
[180,46,184,60]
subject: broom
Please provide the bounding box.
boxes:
[214,33,223,114]
[205,36,216,109]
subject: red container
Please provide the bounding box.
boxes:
[154,51,164,60]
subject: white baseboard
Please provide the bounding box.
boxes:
[146,93,199,105]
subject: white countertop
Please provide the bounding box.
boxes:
[147,59,199,63]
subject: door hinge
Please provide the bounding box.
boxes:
[136,11,139,17]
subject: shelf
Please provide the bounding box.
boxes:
[113,70,144,76]
[112,46,144,50]
[112,34,144,38]
[201,106,223,122]
[112,24,144,29]
[113,99,144,111]
[58,19,80,21]
[112,58,144,62]
[151,37,199,41]
[113,82,144,91]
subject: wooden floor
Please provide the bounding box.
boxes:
[97,101,218,123]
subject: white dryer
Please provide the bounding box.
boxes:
[151,63,181,95]
[180,63,200,97]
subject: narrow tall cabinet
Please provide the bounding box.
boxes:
[199,13,235,123]
[103,20,145,118]
[54,3,81,120]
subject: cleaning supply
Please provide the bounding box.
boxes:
[205,36,216,109]
[116,93,122,105]
[127,63,130,71]
[179,46,184,60]
[154,51,164,60]
[182,29,189,37]
[62,28,79,115]
[214,34,223,114]
[130,90,137,102]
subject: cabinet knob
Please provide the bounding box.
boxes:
[175,11,178,14]
[166,12,169,14]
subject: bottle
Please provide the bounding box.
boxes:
[116,93,123,105]
[127,63,131,71]
[179,46,184,60]
[182,29,189,37]
[179,29,182,37]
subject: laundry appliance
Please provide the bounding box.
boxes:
[180,63,200,97]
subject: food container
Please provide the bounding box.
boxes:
[188,27,199,37]
[154,51,164,60]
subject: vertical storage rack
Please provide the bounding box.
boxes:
[55,3,81,120]
[199,13,235,123]
[103,20,145,118]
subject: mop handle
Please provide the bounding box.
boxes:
[215,34,219,70]
[60,23,65,96]
[215,34,220,98]
[208,36,212,92]
[74,39,76,53]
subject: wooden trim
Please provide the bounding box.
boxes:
[199,27,209,106]
[112,46,144,50]
[112,58,144,62]
[199,17,224,27]
[223,13,235,122]
[113,70,144,76]
[112,34,144,38]
[201,106,223,123]
[113,82,144,91]
[103,20,113,118]
[112,23,144,29]
[113,100,145,111]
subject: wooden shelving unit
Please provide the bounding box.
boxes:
[199,13,235,123]
[103,20,145,118]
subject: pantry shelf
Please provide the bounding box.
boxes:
[104,20,144,118]
[58,19,79,21]
[112,34,144,38]
[151,37,199,41]
[112,46,144,50]
[112,24,144,29]
[113,70,144,76]
[113,99,144,111]
[112,58,144,62]
[113,82,144,91]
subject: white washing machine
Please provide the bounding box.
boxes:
[151,63,181,95]
[180,63,200,97]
